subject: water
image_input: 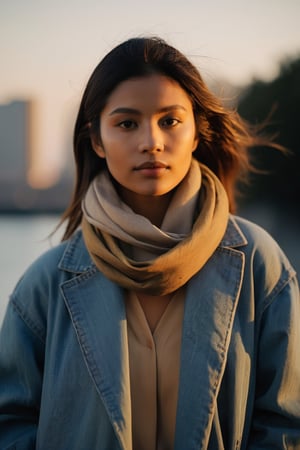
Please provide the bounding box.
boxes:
[0,211,299,326]
[0,215,62,324]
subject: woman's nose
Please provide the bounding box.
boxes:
[138,124,164,153]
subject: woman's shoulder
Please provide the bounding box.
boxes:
[227,214,297,299]
[227,214,288,256]
[9,231,91,327]
[15,230,90,285]
[14,236,71,288]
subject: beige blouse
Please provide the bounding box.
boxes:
[125,288,185,450]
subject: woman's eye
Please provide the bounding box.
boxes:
[161,117,179,127]
[118,120,136,129]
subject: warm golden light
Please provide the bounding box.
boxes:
[27,165,60,189]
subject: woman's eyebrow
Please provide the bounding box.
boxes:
[109,107,140,116]
[109,105,187,116]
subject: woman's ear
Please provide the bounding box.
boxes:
[192,134,199,153]
[91,134,106,158]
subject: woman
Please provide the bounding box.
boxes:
[0,37,299,450]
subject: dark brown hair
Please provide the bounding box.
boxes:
[59,36,270,240]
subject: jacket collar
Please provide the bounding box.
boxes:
[58,229,94,273]
[220,214,247,248]
[58,215,248,275]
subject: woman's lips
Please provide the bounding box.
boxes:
[134,161,169,176]
[135,161,168,170]
[135,161,169,178]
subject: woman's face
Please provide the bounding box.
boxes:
[92,74,198,212]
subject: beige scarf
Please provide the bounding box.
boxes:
[81,159,229,295]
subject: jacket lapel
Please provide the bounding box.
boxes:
[61,270,132,450]
[174,246,245,450]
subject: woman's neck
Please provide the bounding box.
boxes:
[119,189,174,227]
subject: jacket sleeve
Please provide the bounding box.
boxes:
[0,296,44,449]
[248,273,300,448]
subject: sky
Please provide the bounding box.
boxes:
[1,0,300,186]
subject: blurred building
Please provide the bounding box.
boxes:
[0,99,72,213]
[0,101,29,184]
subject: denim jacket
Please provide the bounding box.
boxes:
[0,215,299,450]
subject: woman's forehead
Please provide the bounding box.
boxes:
[103,74,193,112]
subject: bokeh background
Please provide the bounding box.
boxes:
[0,0,299,322]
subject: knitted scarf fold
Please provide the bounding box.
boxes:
[81,159,229,295]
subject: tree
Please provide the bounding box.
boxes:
[237,55,300,211]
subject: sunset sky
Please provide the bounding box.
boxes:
[1,0,299,186]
